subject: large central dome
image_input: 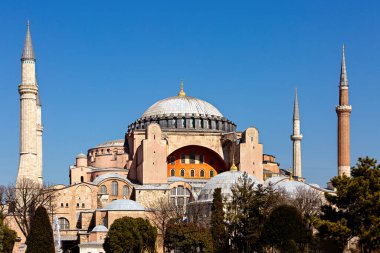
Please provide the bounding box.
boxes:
[128,82,236,133]
[142,96,223,118]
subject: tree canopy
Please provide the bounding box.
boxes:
[25,206,55,253]
[104,216,157,253]
[317,156,380,252]
[210,188,228,253]
[164,222,213,253]
[262,204,310,252]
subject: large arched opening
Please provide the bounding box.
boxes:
[167,145,227,179]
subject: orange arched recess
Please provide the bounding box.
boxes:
[167,145,227,179]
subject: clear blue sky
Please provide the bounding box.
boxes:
[0,1,379,187]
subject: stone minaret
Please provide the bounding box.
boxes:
[17,21,42,184]
[336,45,352,177]
[291,88,302,178]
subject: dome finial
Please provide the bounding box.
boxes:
[230,154,238,171]
[178,80,186,97]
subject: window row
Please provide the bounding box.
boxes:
[100,183,129,196]
[170,168,214,178]
[169,154,208,165]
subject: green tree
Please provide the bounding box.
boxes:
[261,204,310,253]
[25,206,55,253]
[164,222,213,253]
[317,157,380,253]
[2,226,17,253]
[210,188,228,253]
[225,173,285,252]
[225,172,255,252]
[104,216,157,253]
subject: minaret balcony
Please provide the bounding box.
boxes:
[290,134,303,141]
[336,105,352,113]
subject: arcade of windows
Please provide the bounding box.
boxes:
[100,183,129,197]
[170,168,214,178]
[170,154,205,165]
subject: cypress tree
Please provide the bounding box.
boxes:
[210,188,228,253]
[26,206,55,253]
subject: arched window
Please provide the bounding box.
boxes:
[189,153,195,164]
[199,154,204,164]
[111,181,118,196]
[180,169,185,177]
[59,218,70,230]
[190,170,195,177]
[80,176,84,182]
[210,170,214,178]
[170,156,176,165]
[122,185,129,197]
[170,186,192,208]
[200,170,205,177]
[101,185,107,194]
[180,154,186,164]
[170,169,175,177]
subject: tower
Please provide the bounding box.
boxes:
[336,45,352,177]
[17,21,43,184]
[290,88,302,178]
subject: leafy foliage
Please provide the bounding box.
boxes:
[317,157,380,252]
[262,204,310,252]
[25,206,55,253]
[225,173,286,252]
[103,216,157,253]
[210,188,228,253]
[164,222,213,253]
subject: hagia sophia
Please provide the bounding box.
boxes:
[10,23,352,253]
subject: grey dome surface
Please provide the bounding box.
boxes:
[272,180,311,195]
[103,199,145,211]
[142,96,223,118]
[264,176,289,186]
[198,171,260,201]
[92,225,108,232]
[95,139,124,148]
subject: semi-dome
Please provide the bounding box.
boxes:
[272,179,311,195]
[103,199,145,211]
[142,96,223,118]
[198,170,260,202]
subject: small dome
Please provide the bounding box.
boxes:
[142,96,223,118]
[198,170,260,201]
[103,199,145,211]
[76,153,87,159]
[92,225,108,232]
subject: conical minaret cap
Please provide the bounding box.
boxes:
[293,88,300,120]
[339,44,348,87]
[21,21,36,61]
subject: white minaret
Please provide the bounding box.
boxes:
[17,21,42,184]
[290,88,303,178]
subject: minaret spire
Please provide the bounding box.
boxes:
[17,21,42,185]
[336,44,352,177]
[340,45,348,87]
[293,88,300,120]
[291,88,302,178]
[21,20,35,61]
